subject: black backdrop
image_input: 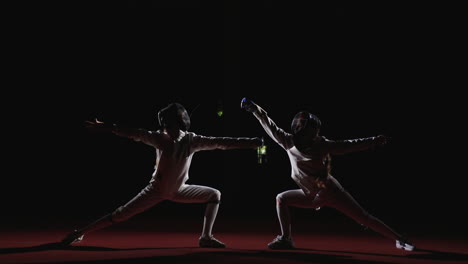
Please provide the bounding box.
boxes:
[3,3,466,237]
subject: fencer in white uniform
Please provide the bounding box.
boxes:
[61,103,262,248]
[240,98,414,251]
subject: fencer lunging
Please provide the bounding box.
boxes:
[61,102,262,248]
[240,98,414,251]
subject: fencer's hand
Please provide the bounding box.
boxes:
[240,97,258,113]
[374,135,390,146]
[254,137,264,147]
[84,118,115,132]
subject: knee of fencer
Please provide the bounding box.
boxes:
[111,208,130,223]
[276,193,284,204]
[110,213,125,223]
[208,190,221,203]
[358,212,372,227]
[109,215,121,223]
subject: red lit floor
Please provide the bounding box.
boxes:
[1,231,467,264]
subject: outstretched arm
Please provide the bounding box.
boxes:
[84,118,116,132]
[192,135,263,152]
[324,135,389,155]
[84,118,161,147]
[240,98,294,150]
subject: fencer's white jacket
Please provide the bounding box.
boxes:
[253,106,381,197]
[112,128,259,197]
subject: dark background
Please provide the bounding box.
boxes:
[3,2,466,237]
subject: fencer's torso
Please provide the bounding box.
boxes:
[149,131,194,195]
[287,144,330,196]
[112,128,259,196]
[253,107,378,197]
[253,109,330,196]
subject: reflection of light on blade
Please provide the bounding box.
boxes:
[217,111,223,117]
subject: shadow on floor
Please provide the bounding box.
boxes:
[1,243,467,264]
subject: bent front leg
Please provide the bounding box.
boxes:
[172,185,221,238]
[276,189,318,240]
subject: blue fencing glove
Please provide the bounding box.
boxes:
[240,97,257,113]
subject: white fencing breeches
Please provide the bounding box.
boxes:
[276,182,402,240]
[111,183,221,223]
